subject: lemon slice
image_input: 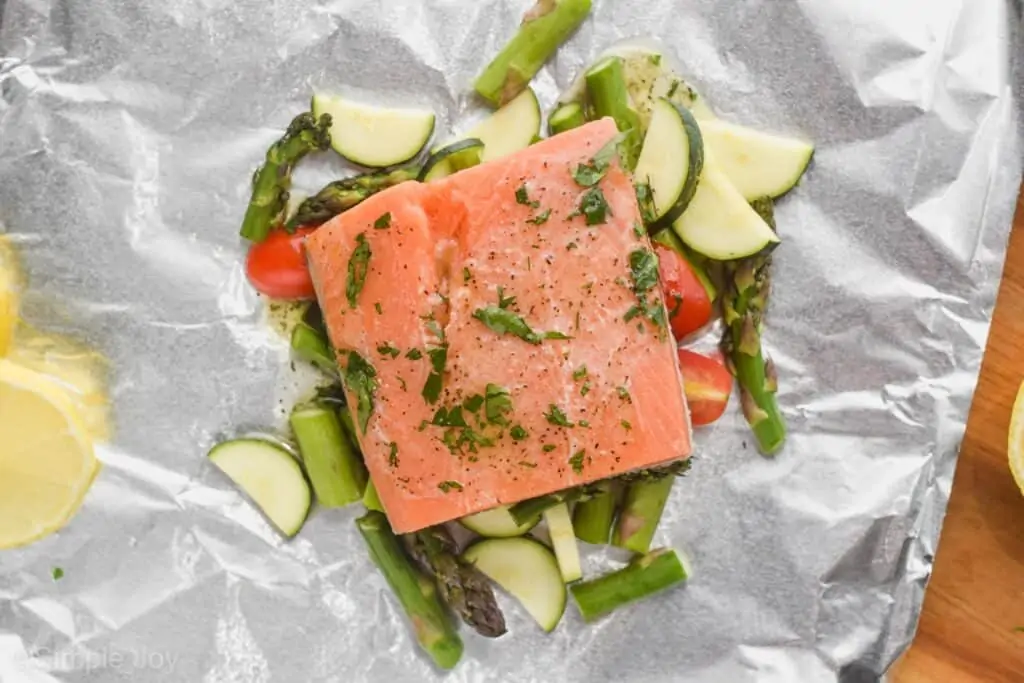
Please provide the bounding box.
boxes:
[1010,379,1024,495]
[0,358,99,548]
[0,236,22,356]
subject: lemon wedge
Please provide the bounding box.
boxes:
[1010,379,1024,495]
[0,236,22,356]
[0,358,99,548]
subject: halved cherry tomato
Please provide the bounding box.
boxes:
[246,227,317,300]
[677,348,733,426]
[655,244,713,341]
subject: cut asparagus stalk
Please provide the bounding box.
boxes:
[548,102,587,135]
[290,322,337,376]
[509,489,583,526]
[572,482,615,545]
[363,480,384,513]
[290,403,367,506]
[721,197,786,455]
[544,503,582,582]
[404,526,507,638]
[585,56,643,169]
[287,164,420,229]
[474,0,592,107]
[356,512,464,669]
[612,477,673,554]
[569,548,687,622]
[241,112,332,242]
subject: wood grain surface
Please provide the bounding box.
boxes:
[893,188,1024,682]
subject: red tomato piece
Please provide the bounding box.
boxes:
[245,227,318,300]
[655,244,713,341]
[677,348,733,426]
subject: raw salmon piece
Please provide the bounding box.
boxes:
[306,118,691,533]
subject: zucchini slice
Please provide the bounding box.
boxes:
[312,94,435,168]
[463,537,567,632]
[464,87,541,162]
[459,504,539,538]
[209,439,311,537]
[699,119,814,199]
[634,98,704,227]
[418,138,485,182]
[672,153,779,260]
[543,503,582,583]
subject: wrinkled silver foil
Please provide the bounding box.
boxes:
[1,1,1021,681]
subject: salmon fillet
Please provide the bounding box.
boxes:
[307,118,692,533]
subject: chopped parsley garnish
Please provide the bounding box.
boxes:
[422,312,445,343]
[633,221,645,239]
[621,419,632,430]
[572,365,588,380]
[497,286,517,310]
[544,404,573,427]
[345,233,372,309]
[374,302,383,314]
[422,345,448,404]
[376,342,400,359]
[648,54,662,66]
[630,248,660,294]
[339,350,378,433]
[485,384,513,426]
[515,184,540,208]
[52,567,64,581]
[519,460,537,468]
[473,288,571,345]
[667,79,681,98]
[576,187,611,226]
[441,427,495,455]
[571,131,628,187]
[624,247,668,331]
[463,267,472,283]
[580,381,591,396]
[432,405,468,427]
[568,450,585,474]
[566,241,579,251]
[463,394,485,413]
[373,212,392,230]
[542,444,557,453]
[578,420,590,428]
[438,480,463,493]
[526,209,552,225]
[510,424,529,441]
[388,442,399,467]
[405,348,423,360]
[635,183,656,224]
[397,376,407,391]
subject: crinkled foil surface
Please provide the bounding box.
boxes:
[1,1,1021,681]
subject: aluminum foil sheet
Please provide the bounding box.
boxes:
[1,1,1021,681]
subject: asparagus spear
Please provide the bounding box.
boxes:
[612,477,673,554]
[572,482,615,545]
[569,548,687,622]
[290,402,367,506]
[363,480,384,513]
[548,101,587,136]
[721,197,785,455]
[474,0,592,107]
[356,512,464,669]
[584,56,643,169]
[404,526,507,638]
[287,165,421,229]
[241,112,332,242]
[508,486,597,526]
[290,322,337,376]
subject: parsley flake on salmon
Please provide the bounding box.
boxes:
[345,233,371,308]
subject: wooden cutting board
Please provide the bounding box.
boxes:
[893,187,1024,682]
